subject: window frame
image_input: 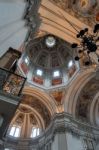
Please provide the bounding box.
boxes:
[9,125,21,138]
[30,127,40,138]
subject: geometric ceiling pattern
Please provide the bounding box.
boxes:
[26,34,73,69]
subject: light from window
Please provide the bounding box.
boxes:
[45,36,56,48]
[9,126,15,136]
[31,127,40,138]
[53,70,60,77]
[68,60,73,68]
[9,125,21,138]
[25,57,29,65]
[37,69,43,76]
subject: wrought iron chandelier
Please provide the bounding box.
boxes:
[71,24,99,65]
[60,12,99,65]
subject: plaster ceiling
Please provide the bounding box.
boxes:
[35,0,98,43]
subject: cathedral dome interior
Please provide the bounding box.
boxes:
[0,0,99,150]
[18,34,77,88]
[7,94,51,139]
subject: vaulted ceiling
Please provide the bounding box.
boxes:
[0,0,98,57]
[35,0,98,42]
[26,34,73,69]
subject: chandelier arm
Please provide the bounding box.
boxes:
[94,32,98,37]
[72,23,99,64]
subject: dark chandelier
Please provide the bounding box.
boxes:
[71,24,99,65]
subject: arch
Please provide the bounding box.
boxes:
[90,92,99,127]
[22,86,58,114]
[8,86,58,138]
[20,103,45,129]
[64,67,95,115]
[8,103,45,138]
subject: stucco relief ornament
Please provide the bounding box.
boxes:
[74,0,97,15]
[72,0,98,26]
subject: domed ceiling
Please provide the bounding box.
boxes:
[19,34,77,88]
[8,94,52,138]
[0,0,98,58]
[26,0,98,44]
[17,0,98,89]
[26,34,73,69]
[21,94,51,128]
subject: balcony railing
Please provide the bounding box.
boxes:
[0,68,26,96]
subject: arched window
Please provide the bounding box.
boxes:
[9,125,21,137]
[30,127,40,138]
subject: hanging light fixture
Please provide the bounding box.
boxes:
[59,11,99,65]
[71,24,99,65]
